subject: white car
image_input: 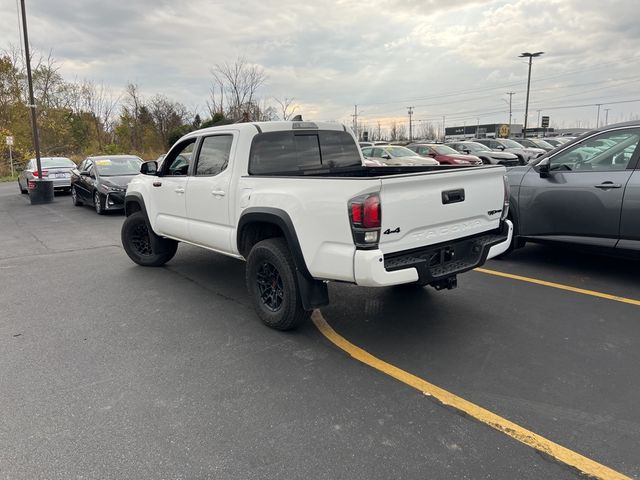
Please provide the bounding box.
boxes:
[121,121,512,330]
[361,145,439,166]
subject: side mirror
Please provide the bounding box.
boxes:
[140,161,158,175]
[497,145,506,151]
[538,161,550,178]
[461,149,470,154]
[382,154,391,160]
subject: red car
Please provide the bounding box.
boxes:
[407,143,483,165]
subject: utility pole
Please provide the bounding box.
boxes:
[407,106,414,141]
[442,115,446,142]
[352,105,358,139]
[19,0,52,204]
[506,92,515,128]
[519,51,544,138]
[604,108,611,126]
[596,104,602,128]
[537,110,541,128]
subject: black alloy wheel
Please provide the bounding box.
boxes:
[121,211,178,267]
[256,261,284,312]
[246,238,309,330]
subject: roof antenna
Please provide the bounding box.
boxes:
[291,114,303,121]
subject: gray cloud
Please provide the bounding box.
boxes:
[2,0,639,128]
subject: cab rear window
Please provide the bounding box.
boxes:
[249,130,361,175]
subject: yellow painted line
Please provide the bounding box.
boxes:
[311,310,631,480]
[475,268,640,307]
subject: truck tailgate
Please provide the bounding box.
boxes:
[378,166,506,254]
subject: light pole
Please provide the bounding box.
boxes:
[519,51,544,138]
[506,92,515,129]
[407,106,414,141]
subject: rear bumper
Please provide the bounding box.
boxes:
[354,220,512,287]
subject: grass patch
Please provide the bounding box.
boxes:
[0,175,18,183]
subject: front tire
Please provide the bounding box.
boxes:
[94,191,105,215]
[121,211,178,267]
[246,238,310,331]
[71,186,83,206]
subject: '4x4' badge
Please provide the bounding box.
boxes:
[383,227,400,235]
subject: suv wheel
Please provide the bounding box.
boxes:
[121,211,178,267]
[246,238,309,330]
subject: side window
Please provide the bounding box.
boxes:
[86,163,95,177]
[549,129,640,172]
[195,135,233,176]
[372,148,383,157]
[162,139,196,176]
[361,147,373,157]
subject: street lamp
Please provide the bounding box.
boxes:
[519,51,544,138]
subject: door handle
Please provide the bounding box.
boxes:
[211,190,226,196]
[174,187,185,194]
[594,182,622,189]
[153,181,162,187]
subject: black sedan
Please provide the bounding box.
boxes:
[70,155,143,214]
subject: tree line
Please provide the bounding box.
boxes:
[0,45,299,175]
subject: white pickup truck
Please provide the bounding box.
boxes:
[121,121,512,330]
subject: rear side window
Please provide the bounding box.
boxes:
[249,130,361,174]
[196,135,233,176]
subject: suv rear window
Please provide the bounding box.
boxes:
[249,130,361,175]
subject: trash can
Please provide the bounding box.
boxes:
[28,179,54,204]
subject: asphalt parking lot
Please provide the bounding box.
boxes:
[1,181,638,480]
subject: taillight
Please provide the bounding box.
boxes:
[348,193,381,248]
[32,169,49,178]
[501,175,510,221]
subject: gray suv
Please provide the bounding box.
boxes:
[503,121,640,255]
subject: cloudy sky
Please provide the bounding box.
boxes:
[2,0,640,133]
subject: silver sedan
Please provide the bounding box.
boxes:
[18,157,76,194]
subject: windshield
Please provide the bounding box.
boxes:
[500,139,524,148]
[387,146,416,157]
[531,139,554,149]
[39,158,75,168]
[461,142,487,152]
[433,145,459,155]
[93,157,142,176]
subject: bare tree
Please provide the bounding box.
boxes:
[149,94,188,147]
[82,80,120,147]
[396,123,408,141]
[273,96,298,120]
[211,57,266,120]
[390,121,398,141]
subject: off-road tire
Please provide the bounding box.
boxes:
[121,211,178,267]
[246,238,310,331]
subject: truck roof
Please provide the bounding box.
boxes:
[182,120,349,140]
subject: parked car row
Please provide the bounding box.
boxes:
[18,155,143,215]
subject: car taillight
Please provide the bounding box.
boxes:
[348,193,381,248]
[501,175,510,221]
[32,169,49,178]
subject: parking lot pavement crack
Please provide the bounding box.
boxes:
[0,244,122,262]
[163,265,252,311]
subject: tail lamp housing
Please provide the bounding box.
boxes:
[348,193,381,249]
[501,175,510,221]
